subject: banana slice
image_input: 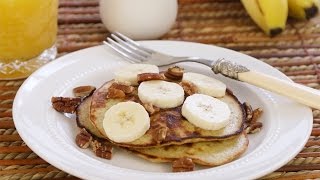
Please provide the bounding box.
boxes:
[103,101,150,143]
[182,94,231,130]
[114,64,159,85]
[182,72,226,97]
[138,80,185,108]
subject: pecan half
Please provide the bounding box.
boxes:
[164,66,184,80]
[179,81,198,96]
[91,140,113,160]
[137,73,164,83]
[51,97,81,113]
[110,83,134,94]
[107,88,126,99]
[73,86,96,98]
[75,128,92,149]
[172,157,195,172]
[245,122,263,134]
[243,102,253,122]
[143,103,160,115]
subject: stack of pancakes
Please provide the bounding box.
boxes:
[76,79,249,167]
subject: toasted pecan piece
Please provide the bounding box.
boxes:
[152,121,168,144]
[75,128,92,149]
[73,86,96,98]
[143,103,160,115]
[245,122,263,134]
[172,157,195,172]
[91,140,113,159]
[251,108,263,123]
[110,83,134,94]
[137,73,164,83]
[243,102,253,122]
[51,97,81,113]
[244,105,263,134]
[107,88,126,99]
[179,81,198,96]
[154,126,168,144]
[164,66,184,80]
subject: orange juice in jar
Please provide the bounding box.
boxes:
[0,0,58,79]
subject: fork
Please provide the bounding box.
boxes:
[104,32,320,110]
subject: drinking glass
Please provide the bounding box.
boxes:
[100,0,178,40]
[0,0,58,80]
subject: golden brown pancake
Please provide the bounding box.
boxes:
[88,81,245,148]
[76,96,104,138]
[77,98,248,166]
[128,133,249,166]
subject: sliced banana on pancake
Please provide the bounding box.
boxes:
[138,80,185,108]
[182,94,231,130]
[90,81,245,147]
[182,72,226,97]
[114,64,159,85]
[103,101,150,143]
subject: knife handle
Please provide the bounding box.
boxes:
[212,59,320,109]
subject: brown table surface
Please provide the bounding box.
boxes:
[1,0,320,179]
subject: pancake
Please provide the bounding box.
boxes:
[129,133,248,166]
[77,100,248,166]
[89,81,245,148]
[76,96,105,138]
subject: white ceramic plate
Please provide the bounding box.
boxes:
[13,41,312,180]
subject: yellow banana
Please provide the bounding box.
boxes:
[288,0,319,20]
[241,0,288,36]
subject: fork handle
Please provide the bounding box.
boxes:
[212,59,320,109]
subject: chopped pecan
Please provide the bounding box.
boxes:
[143,103,160,115]
[245,122,263,134]
[75,128,92,149]
[126,95,140,103]
[155,126,168,144]
[179,81,198,96]
[152,122,168,144]
[51,97,81,113]
[137,73,164,83]
[164,66,184,80]
[107,88,126,99]
[110,83,134,94]
[73,86,96,98]
[243,103,263,134]
[251,108,263,123]
[243,102,253,122]
[91,140,113,160]
[172,157,195,172]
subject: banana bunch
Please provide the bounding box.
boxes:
[241,0,320,36]
[288,0,320,20]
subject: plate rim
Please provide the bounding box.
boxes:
[13,41,313,180]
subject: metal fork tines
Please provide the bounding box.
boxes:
[103,32,155,63]
[103,32,213,67]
